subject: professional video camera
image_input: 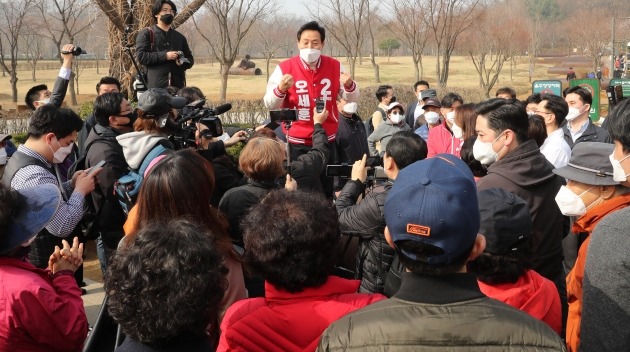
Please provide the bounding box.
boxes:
[169,99,231,150]
[325,155,388,184]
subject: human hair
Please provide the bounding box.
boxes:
[524,93,542,107]
[396,240,473,276]
[441,92,464,108]
[24,84,48,110]
[606,98,630,153]
[565,86,592,105]
[495,87,517,99]
[414,80,430,91]
[105,219,227,346]
[475,98,529,144]
[238,137,285,181]
[385,131,427,169]
[468,252,530,284]
[242,190,340,293]
[93,92,124,127]
[0,185,20,245]
[375,85,393,102]
[540,93,568,127]
[151,0,177,22]
[134,110,172,134]
[27,105,83,139]
[96,76,121,94]
[297,21,325,42]
[132,149,236,261]
[461,136,487,178]
[251,127,277,140]
[455,103,477,140]
[165,86,179,97]
[528,115,547,147]
[177,86,205,104]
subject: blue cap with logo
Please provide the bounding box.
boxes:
[384,154,480,265]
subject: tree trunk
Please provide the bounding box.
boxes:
[10,72,18,103]
[32,63,36,81]
[413,55,420,81]
[68,73,78,105]
[419,57,423,80]
[266,56,271,82]
[220,64,229,101]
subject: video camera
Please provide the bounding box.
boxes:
[61,46,87,56]
[169,99,231,150]
[326,155,387,182]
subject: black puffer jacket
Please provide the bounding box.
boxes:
[336,179,395,294]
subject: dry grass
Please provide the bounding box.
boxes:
[0,55,562,109]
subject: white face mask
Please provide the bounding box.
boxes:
[37,98,51,106]
[342,102,357,115]
[49,139,74,164]
[527,111,536,116]
[417,92,423,101]
[451,123,463,139]
[390,113,403,124]
[473,132,504,165]
[424,111,440,124]
[446,111,455,124]
[566,106,587,121]
[20,235,37,248]
[300,48,321,63]
[554,185,596,217]
[610,153,630,182]
[0,147,6,165]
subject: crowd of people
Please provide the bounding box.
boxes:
[2,5,630,351]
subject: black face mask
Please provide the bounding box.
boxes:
[121,110,138,127]
[390,96,397,103]
[160,14,174,25]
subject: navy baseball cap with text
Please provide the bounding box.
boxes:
[385,154,480,265]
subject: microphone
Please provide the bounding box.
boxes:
[211,103,232,116]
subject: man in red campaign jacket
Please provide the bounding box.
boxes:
[263,21,359,147]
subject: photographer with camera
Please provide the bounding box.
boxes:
[336,131,427,294]
[136,0,194,89]
[24,44,78,111]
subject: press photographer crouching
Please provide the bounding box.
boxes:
[336,131,428,294]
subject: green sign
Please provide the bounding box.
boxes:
[532,80,563,96]
[570,79,600,122]
[609,78,630,98]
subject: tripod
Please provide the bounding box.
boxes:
[122,26,148,98]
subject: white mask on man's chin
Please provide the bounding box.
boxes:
[21,236,36,248]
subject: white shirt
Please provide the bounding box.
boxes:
[540,128,572,168]
[568,119,590,143]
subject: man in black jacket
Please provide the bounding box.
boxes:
[562,86,611,149]
[334,97,369,193]
[136,0,194,89]
[85,92,133,273]
[336,131,427,293]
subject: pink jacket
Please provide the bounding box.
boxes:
[0,257,88,351]
[217,276,385,352]
[427,120,463,158]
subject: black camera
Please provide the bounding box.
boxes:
[169,99,231,149]
[176,51,192,69]
[270,109,298,122]
[325,156,384,179]
[61,46,86,56]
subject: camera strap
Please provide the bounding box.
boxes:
[147,27,155,52]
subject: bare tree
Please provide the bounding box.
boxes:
[423,0,480,87]
[365,0,380,83]
[569,8,611,71]
[20,20,46,81]
[254,15,293,81]
[0,0,34,102]
[464,2,527,98]
[309,0,369,79]
[192,0,276,101]
[387,0,429,82]
[92,0,206,96]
